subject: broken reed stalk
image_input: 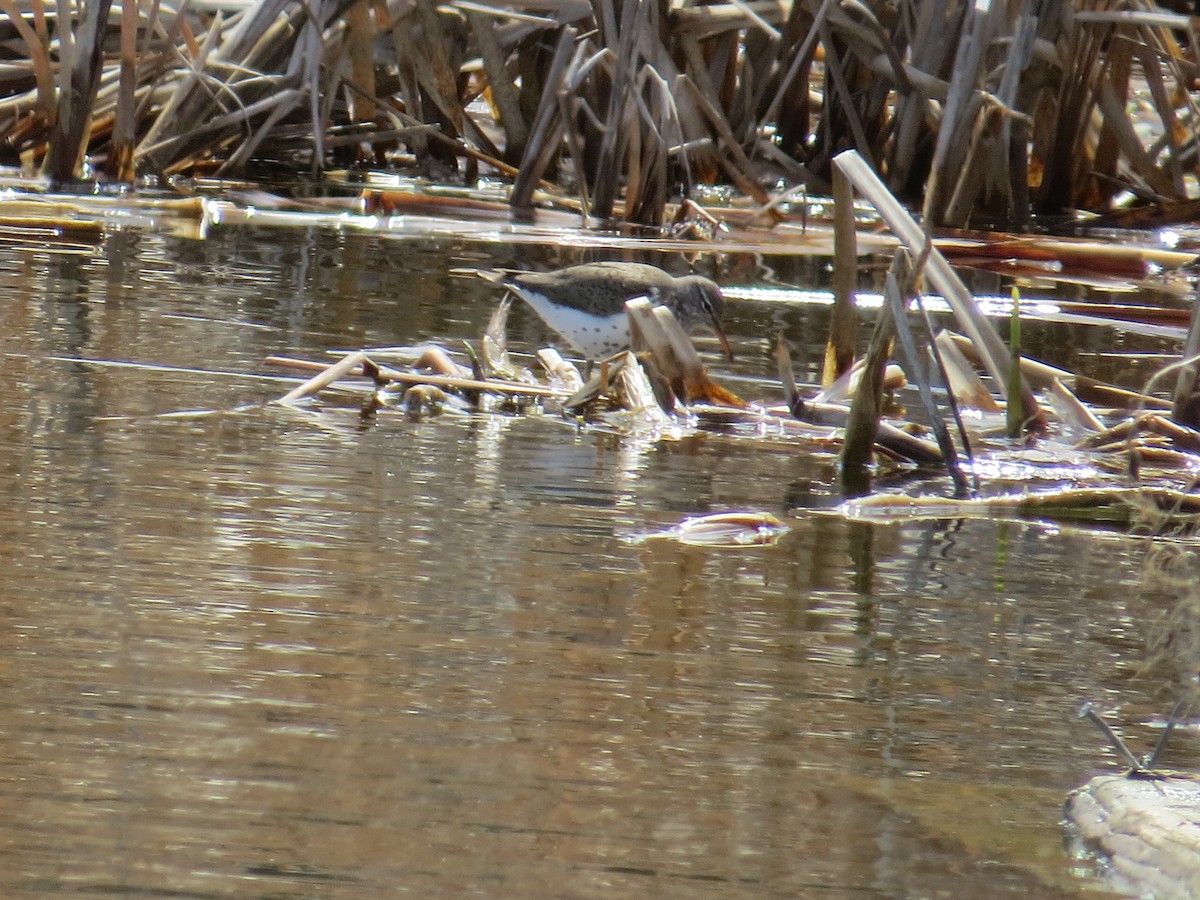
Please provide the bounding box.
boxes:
[104,0,137,181]
[590,0,641,221]
[1045,379,1103,435]
[935,330,999,413]
[777,336,942,467]
[45,0,113,182]
[803,399,944,467]
[0,0,55,128]
[510,26,576,214]
[1172,279,1200,429]
[1006,287,1023,438]
[825,159,858,387]
[278,351,373,403]
[832,149,1046,430]
[626,298,744,407]
[921,0,994,228]
[942,331,1168,412]
[346,0,377,134]
[776,335,803,416]
[267,355,569,400]
[884,256,971,497]
[839,283,895,491]
[846,486,1200,526]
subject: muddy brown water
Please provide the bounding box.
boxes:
[0,223,1189,896]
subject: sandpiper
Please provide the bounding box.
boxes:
[478,262,734,362]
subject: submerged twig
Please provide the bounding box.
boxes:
[1081,698,1190,773]
[1080,702,1147,772]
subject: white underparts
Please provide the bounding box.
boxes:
[517,292,636,359]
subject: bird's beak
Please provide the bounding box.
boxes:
[712,316,734,361]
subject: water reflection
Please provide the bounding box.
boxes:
[0,225,1159,896]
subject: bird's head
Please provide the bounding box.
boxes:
[675,275,734,360]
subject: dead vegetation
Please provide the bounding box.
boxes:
[245,147,1200,538]
[2,4,1198,530]
[3,0,1200,227]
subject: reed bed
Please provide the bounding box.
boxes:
[3,0,1199,227]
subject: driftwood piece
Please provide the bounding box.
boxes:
[1065,772,1200,898]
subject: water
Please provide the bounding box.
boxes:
[0,222,1185,896]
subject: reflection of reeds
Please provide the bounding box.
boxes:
[7,0,1199,226]
[1134,514,1200,716]
[1126,343,1200,712]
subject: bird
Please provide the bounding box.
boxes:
[476,262,733,362]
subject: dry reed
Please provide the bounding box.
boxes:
[2,0,1197,227]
